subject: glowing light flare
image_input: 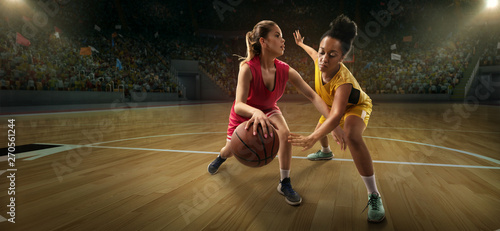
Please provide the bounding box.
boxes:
[486,0,498,8]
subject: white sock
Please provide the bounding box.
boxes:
[280,169,290,181]
[321,145,331,153]
[361,175,380,195]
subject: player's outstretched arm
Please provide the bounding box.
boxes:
[287,67,345,150]
[294,30,318,62]
[287,67,329,118]
[288,71,350,150]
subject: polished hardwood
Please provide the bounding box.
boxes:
[0,101,499,230]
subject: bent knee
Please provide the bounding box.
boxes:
[345,132,363,145]
[276,128,290,140]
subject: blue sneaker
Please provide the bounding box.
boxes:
[207,156,226,175]
[363,193,386,223]
[277,178,302,206]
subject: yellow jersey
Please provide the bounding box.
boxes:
[314,60,372,110]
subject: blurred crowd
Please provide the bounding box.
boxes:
[1,0,499,97]
[0,30,182,96]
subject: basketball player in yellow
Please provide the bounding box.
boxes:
[288,15,385,222]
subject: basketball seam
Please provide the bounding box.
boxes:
[257,126,267,165]
[234,130,261,167]
[271,129,276,159]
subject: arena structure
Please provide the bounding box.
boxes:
[0,1,499,230]
[0,0,499,106]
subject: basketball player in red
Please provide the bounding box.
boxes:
[208,20,330,206]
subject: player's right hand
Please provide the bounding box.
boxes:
[245,110,277,139]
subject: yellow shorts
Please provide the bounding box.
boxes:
[319,105,372,128]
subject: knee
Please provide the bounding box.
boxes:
[345,131,362,146]
[276,127,290,141]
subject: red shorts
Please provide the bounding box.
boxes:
[226,106,281,141]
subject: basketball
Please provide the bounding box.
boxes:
[230,121,279,167]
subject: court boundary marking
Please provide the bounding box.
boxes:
[7,122,499,134]
[0,102,227,117]
[86,145,500,169]
[18,132,500,170]
[91,132,500,166]
[2,102,498,134]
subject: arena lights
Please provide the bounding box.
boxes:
[486,0,498,8]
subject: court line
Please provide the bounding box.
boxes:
[0,102,226,117]
[18,145,82,161]
[90,132,500,166]
[30,129,500,169]
[11,123,497,135]
[81,145,500,170]
[363,136,500,165]
[91,132,222,145]
[15,130,499,169]
[366,127,500,134]
[90,145,220,154]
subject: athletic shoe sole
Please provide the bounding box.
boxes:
[277,183,302,206]
[307,156,333,161]
[207,163,219,175]
[368,215,386,223]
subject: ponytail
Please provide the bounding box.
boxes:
[238,20,277,66]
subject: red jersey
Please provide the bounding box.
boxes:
[226,55,289,140]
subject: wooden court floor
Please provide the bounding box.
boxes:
[0,101,499,230]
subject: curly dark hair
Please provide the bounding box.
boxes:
[320,14,358,56]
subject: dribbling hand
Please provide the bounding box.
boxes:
[245,110,278,139]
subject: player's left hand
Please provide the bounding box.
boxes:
[332,126,347,151]
[293,30,305,46]
[288,133,316,151]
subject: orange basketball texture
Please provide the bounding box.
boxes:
[230,121,279,167]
